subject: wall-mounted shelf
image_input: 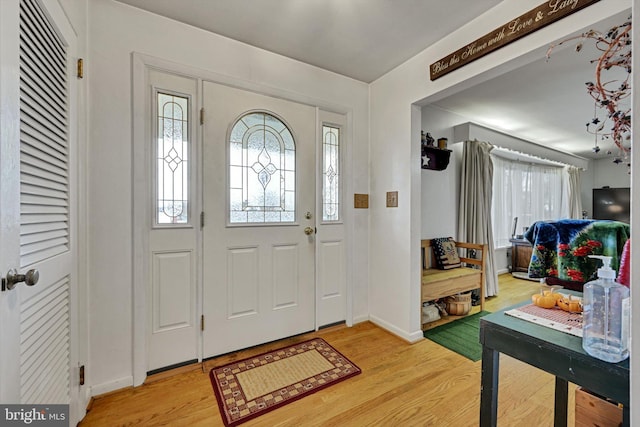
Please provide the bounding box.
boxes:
[421,146,451,171]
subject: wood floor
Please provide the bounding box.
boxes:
[80,274,577,426]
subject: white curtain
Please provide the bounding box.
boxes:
[491,155,567,248]
[563,165,583,219]
[458,140,499,297]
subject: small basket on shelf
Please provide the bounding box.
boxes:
[445,292,472,316]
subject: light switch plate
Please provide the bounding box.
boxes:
[354,193,369,209]
[386,191,398,207]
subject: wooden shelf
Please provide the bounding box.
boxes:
[421,146,451,171]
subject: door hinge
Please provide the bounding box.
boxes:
[200,315,205,331]
[79,365,85,386]
[200,108,204,125]
[200,211,205,229]
[77,58,84,79]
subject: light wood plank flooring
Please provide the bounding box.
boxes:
[80,274,577,426]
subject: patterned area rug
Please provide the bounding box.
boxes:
[423,311,491,362]
[209,338,361,426]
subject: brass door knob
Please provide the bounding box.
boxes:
[304,227,315,235]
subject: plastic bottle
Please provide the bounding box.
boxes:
[582,255,630,363]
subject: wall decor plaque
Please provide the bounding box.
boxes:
[429,0,601,81]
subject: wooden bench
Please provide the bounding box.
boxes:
[421,239,486,325]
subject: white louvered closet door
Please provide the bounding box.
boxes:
[0,0,79,416]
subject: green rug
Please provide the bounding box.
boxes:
[423,311,491,362]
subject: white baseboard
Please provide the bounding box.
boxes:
[351,314,369,325]
[90,375,133,397]
[368,314,424,343]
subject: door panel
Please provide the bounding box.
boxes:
[152,251,193,331]
[146,69,199,372]
[202,82,316,358]
[319,240,343,297]
[316,111,347,327]
[20,275,70,403]
[148,249,196,369]
[273,244,299,308]
[227,247,259,317]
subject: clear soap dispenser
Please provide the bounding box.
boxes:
[582,255,630,363]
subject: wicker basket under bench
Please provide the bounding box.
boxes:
[421,239,487,326]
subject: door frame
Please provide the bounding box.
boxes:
[132,53,354,385]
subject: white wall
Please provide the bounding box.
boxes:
[419,105,464,240]
[593,157,632,188]
[369,0,630,342]
[87,0,369,394]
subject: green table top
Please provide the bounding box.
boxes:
[480,292,629,406]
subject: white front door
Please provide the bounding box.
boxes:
[0,0,81,422]
[202,82,316,357]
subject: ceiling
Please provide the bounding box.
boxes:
[115,1,630,159]
[115,0,502,83]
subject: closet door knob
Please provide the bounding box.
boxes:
[1,268,39,291]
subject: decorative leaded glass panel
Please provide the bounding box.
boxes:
[229,112,295,223]
[156,92,189,224]
[322,125,340,221]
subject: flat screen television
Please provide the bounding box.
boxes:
[592,187,630,223]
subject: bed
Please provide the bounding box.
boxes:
[524,219,630,291]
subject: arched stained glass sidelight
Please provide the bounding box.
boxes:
[156,92,189,224]
[229,112,295,223]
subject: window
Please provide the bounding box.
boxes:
[322,125,341,221]
[156,92,189,225]
[229,112,295,224]
[491,154,568,248]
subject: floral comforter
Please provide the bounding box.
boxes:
[524,219,630,283]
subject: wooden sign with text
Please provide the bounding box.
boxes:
[429,0,601,81]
